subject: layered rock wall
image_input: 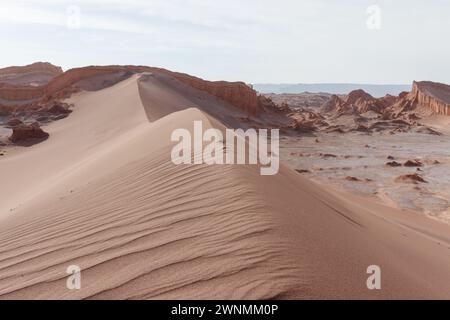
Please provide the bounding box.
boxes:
[0,62,63,77]
[46,65,260,115]
[0,83,44,101]
[411,81,450,115]
[1,64,260,115]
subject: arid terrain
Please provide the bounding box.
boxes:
[0,63,449,299]
[268,84,450,224]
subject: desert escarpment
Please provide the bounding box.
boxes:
[0,64,260,116]
[411,81,450,115]
[275,80,450,120]
[0,83,44,102]
[164,70,260,115]
[0,62,62,78]
[0,63,63,104]
[0,62,63,87]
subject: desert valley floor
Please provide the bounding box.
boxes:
[281,129,450,223]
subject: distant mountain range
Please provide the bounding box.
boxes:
[252,83,412,98]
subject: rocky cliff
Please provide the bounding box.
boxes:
[0,62,64,102]
[0,83,44,101]
[411,81,450,115]
[161,69,259,115]
[0,62,63,77]
[0,64,260,115]
[320,81,450,118]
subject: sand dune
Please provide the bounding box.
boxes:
[0,74,449,299]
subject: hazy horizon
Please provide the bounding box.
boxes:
[252,83,412,97]
[1,0,449,84]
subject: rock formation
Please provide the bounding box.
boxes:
[321,95,345,113]
[395,173,427,184]
[321,90,388,115]
[411,81,450,115]
[0,83,44,101]
[9,123,49,144]
[0,64,261,116]
[0,62,62,78]
[317,80,450,122]
[41,65,261,115]
[0,62,63,86]
[6,118,23,128]
[163,70,260,115]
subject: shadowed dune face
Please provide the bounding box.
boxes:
[0,74,449,299]
[136,72,251,128]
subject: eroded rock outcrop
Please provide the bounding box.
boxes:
[0,63,62,102]
[319,82,446,118]
[321,95,345,113]
[42,66,261,114]
[0,64,261,116]
[0,62,63,87]
[164,71,260,115]
[9,123,49,145]
[6,118,23,128]
[0,62,62,78]
[321,90,388,115]
[411,81,450,115]
[395,173,427,184]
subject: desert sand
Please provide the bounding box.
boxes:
[0,72,449,300]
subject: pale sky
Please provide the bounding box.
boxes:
[1,0,449,84]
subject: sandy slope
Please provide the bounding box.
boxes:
[0,74,449,299]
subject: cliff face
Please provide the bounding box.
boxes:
[47,66,260,114]
[0,62,63,77]
[0,63,262,115]
[411,81,450,115]
[164,70,259,115]
[0,63,63,101]
[319,81,450,118]
[44,66,132,98]
[0,83,44,101]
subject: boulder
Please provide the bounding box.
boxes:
[404,160,423,167]
[386,161,402,167]
[345,176,361,182]
[395,173,427,184]
[9,123,49,144]
[47,103,72,115]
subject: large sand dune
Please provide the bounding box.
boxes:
[0,74,449,299]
